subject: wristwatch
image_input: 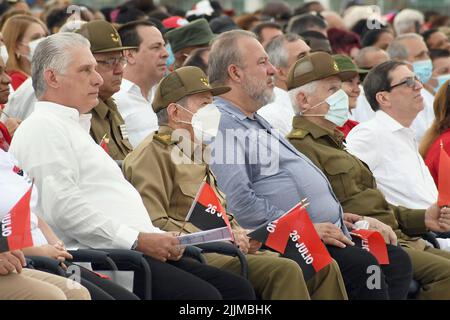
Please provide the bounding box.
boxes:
[131,238,139,250]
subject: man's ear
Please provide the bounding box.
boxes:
[277,67,288,83]
[295,90,310,113]
[123,49,137,65]
[375,91,390,109]
[167,103,179,122]
[43,69,60,89]
[228,64,243,83]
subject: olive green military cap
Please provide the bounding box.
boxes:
[333,54,369,81]
[152,66,230,113]
[287,52,348,90]
[165,18,214,53]
[76,20,138,53]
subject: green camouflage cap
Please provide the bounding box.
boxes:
[76,20,138,53]
[165,18,215,53]
[287,52,348,90]
[152,66,230,113]
[333,54,369,81]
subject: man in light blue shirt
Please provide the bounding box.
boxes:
[208,30,413,300]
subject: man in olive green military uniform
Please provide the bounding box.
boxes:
[77,20,135,160]
[286,52,450,299]
[122,66,348,300]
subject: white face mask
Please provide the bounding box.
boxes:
[26,38,45,61]
[305,89,350,127]
[177,103,221,143]
[0,45,8,64]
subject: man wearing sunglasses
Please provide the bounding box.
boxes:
[76,20,135,161]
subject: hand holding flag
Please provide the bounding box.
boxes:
[249,200,333,280]
[100,133,110,155]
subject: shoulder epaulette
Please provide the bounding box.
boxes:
[287,128,309,140]
[153,132,176,146]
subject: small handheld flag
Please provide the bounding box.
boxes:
[350,230,389,265]
[0,184,34,253]
[184,181,234,240]
[249,201,332,280]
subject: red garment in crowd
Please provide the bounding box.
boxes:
[7,70,28,91]
[425,128,450,185]
[337,119,359,137]
[0,121,11,151]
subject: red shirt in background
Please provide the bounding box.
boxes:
[0,121,11,151]
[337,119,359,137]
[7,70,28,90]
[425,129,450,185]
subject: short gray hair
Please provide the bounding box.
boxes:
[32,32,90,98]
[387,33,423,61]
[208,30,257,86]
[159,96,188,125]
[265,33,302,68]
[289,80,318,114]
[354,46,386,68]
[393,9,424,35]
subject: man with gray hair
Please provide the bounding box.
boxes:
[9,32,257,300]
[258,33,311,135]
[393,9,424,35]
[351,46,390,123]
[208,30,397,299]
[387,33,435,142]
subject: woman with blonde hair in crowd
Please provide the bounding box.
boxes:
[420,79,450,185]
[1,14,47,90]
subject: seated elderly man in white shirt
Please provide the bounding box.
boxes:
[9,32,255,300]
[113,21,168,148]
[257,33,311,136]
[347,61,438,210]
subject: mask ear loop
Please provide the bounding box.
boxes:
[302,100,328,117]
[174,104,195,125]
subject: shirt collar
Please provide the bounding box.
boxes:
[93,98,118,120]
[35,101,80,122]
[35,101,92,132]
[375,110,405,132]
[121,78,154,101]
[214,97,252,121]
[292,116,344,144]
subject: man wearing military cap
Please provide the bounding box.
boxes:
[208,30,412,299]
[123,66,348,300]
[165,18,215,69]
[77,20,135,161]
[287,53,450,299]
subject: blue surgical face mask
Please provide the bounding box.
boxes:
[434,74,450,93]
[413,59,433,84]
[308,89,350,127]
[165,44,175,74]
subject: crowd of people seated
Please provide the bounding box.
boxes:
[1,0,450,301]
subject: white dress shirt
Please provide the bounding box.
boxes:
[113,79,158,148]
[351,87,435,142]
[10,101,163,250]
[346,110,438,209]
[257,87,294,136]
[0,78,37,122]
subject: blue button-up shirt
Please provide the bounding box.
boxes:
[211,97,348,236]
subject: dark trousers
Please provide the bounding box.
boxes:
[327,244,412,300]
[144,256,256,300]
[65,262,140,300]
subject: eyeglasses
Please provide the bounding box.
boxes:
[96,56,128,69]
[387,76,421,91]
